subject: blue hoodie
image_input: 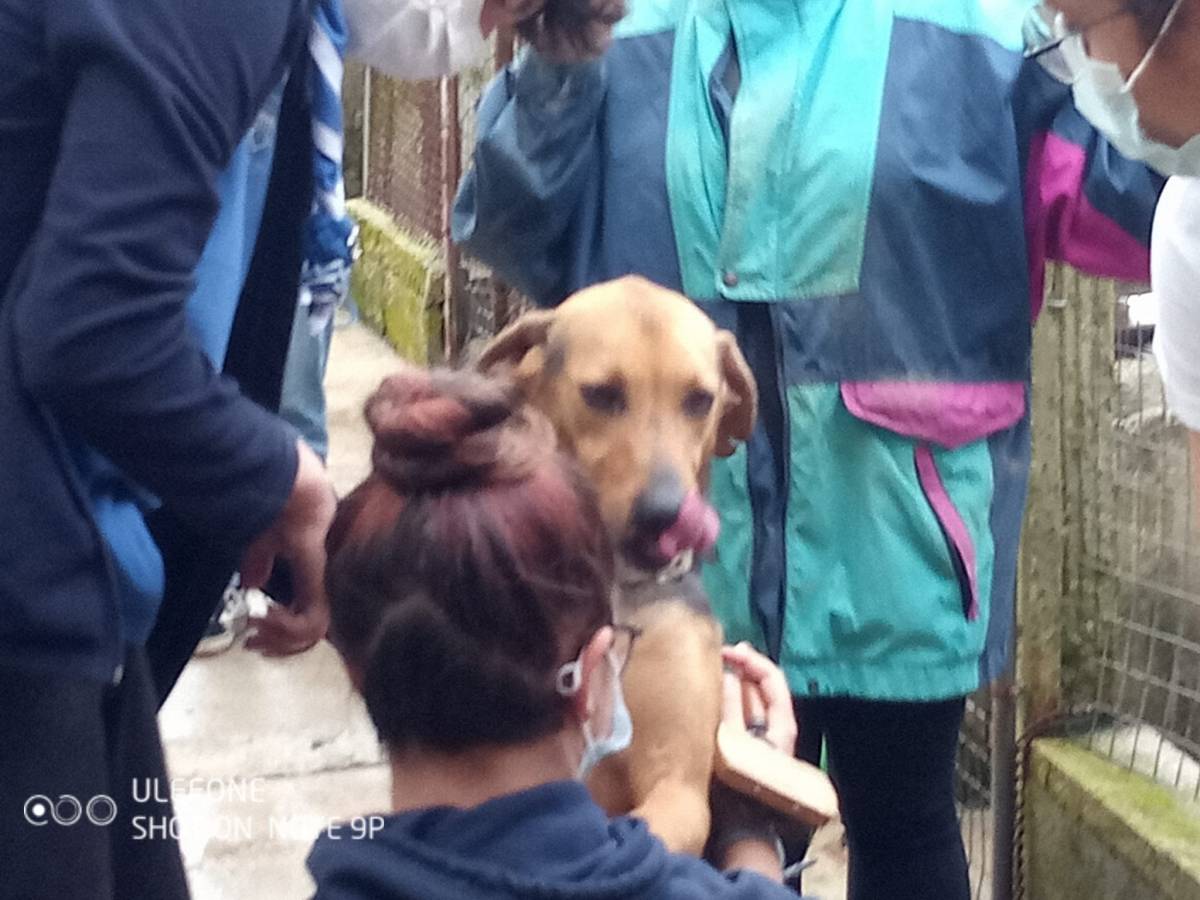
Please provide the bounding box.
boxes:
[308,781,796,899]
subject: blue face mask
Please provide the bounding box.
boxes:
[556,652,635,780]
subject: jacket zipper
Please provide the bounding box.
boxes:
[768,303,790,662]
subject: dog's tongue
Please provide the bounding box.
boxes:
[656,491,720,562]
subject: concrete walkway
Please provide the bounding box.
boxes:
[159,321,848,898]
[160,322,395,898]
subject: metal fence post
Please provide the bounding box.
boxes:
[1009,270,1071,898]
[440,74,464,362]
[992,672,1017,899]
[361,66,371,198]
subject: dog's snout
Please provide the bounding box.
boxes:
[631,468,687,537]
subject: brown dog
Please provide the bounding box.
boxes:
[478,275,757,854]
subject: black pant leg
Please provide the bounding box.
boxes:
[105,649,190,900]
[802,696,969,900]
[0,661,114,900]
[780,697,830,887]
[0,650,189,900]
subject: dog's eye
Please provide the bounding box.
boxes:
[682,388,715,418]
[581,382,627,415]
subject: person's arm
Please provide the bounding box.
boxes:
[1017,61,1166,308]
[706,643,801,883]
[14,0,307,550]
[451,47,607,306]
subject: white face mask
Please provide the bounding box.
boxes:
[1055,4,1200,177]
[342,0,491,81]
[556,652,635,780]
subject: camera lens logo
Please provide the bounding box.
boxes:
[24,795,118,827]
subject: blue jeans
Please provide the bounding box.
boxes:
[279,302,334,461]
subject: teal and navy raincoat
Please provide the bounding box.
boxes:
[453,0,1163,702]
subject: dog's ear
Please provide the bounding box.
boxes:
[714,330,757,457]
[476,309,556,384]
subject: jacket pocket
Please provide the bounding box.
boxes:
[840,381,1025,449]
[913,443,979,620]
[839,381,1014,621]
[780,383,994,680]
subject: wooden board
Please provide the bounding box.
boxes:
[712,722,839,827]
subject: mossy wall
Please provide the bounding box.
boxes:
[348,198,442,364]
[1026,739,1200,900]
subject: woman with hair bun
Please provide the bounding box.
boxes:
[307,364,801,899]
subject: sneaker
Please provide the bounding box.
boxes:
[193,573,250,658]
[194,614,235,657]
[219,574,251,638]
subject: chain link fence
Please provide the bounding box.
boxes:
[1050,269,1200,794]
[362,71,445,239]
[1013,265,1200,897]
[346,39,523,364]
[456,49,530,359]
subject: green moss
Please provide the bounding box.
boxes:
[348,198,443,363]
[1031,739,1200,899]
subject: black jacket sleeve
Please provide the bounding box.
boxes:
[10,0,309,548]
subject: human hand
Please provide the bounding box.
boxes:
[482,0,624,64]
[241,439,336,656]
[720,642,798,756]
[719,836,786,881]
[479,0,543,37]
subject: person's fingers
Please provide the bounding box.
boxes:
[529,0,620,63]
[761,687,797,755]
[244,611,297,655]
[511,0,544,17]
[720,642,754,669]
[721,643,798,755]
[245,603,326,656]
[482,0,544,34]
[479,0,501,38]
[721,670,747,728]
[721,642,772,680]
[723,643,791,707]
[741,678,768,733]
[237,440,334,658]
[245,620,315,656]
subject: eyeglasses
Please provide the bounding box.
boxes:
[1023,3,1126,82]
[555,623,643,696]
[1023,0,1184,85]
[608,624,642,676]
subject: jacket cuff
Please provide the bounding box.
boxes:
[210,410,300,553]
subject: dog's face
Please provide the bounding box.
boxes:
[479,277,756,571]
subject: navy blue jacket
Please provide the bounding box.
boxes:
[0,0,310,682]
[308,781,796,899]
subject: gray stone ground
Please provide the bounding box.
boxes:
[159,321,849,898]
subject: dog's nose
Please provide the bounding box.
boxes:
[631,468,686,538]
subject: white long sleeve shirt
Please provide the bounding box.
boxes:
[1153,178,1200,430]
[345,0,490,80]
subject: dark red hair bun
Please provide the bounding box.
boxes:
[365,365,555,493]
